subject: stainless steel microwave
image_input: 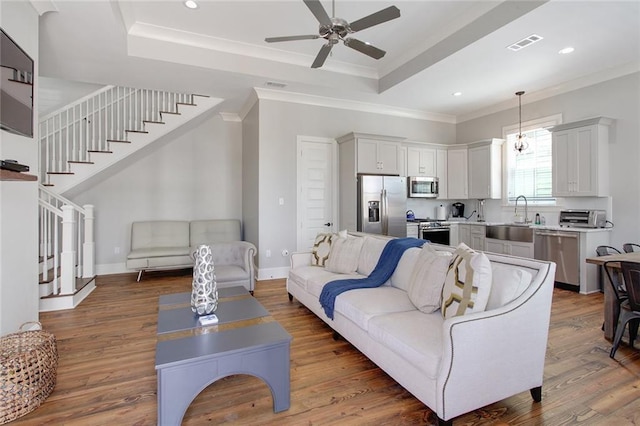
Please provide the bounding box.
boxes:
[408,176,439,198]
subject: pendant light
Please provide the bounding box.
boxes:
[514,91,528,153]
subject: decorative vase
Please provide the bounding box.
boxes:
[191,244,218,316]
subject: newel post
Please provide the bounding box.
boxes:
[61,205,76,295]
[82,204,95,278]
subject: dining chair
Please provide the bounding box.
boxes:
[623,243,640,253]
[596,246,621,256]
[603,260,628,334]
[610,261,640,358]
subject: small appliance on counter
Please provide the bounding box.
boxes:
[476,199,485,222]
[435,204,447,221]
[451,202,465,218]
[406,210,415,221]
[558,210,606,228]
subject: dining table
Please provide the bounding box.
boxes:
[585,251,640,340]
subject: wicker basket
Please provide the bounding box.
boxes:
[0,322,58,424]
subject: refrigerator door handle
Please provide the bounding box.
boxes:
[381,189,388,235]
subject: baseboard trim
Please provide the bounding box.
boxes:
[257,266,289,281]
[96,262,129,275]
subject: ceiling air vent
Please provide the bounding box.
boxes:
[507,34,544,52]
[265,81,287,88]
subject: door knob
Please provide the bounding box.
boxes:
[324,222,332,227]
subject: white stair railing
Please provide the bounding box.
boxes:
[39,85,194,185]
[39,185,94,295]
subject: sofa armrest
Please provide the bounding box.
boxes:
[290,252,312,269]
[435,261,556,421]
[206,241,256,288]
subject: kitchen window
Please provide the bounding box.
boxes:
[503,114,561,205]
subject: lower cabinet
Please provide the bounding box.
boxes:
[485,238,534,258]
[456,224,485,251]
[406,223,419,238]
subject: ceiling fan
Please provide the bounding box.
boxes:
[265,0,400,69]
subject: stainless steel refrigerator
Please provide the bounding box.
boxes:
[357,175,407,237]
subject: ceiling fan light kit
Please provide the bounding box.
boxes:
[265,0,400,69]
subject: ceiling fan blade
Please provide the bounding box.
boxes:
[303,0,332,27]
[349,5,400,32]
[311,43,333,68]
[265,35,320,43]
[344,38,386,59]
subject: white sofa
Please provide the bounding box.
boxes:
[286,233,556,425]
[126,219,257,292]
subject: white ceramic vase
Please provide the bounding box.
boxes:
[191,244,218,315]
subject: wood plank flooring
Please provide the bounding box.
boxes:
[10,271,640,425]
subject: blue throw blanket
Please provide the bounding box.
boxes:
[319,237,425,320]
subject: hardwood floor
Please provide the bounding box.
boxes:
[11,271,640,425]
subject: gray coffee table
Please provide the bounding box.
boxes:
[155,286,292,425]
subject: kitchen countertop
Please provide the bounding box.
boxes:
[434,220,612,233]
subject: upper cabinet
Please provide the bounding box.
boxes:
[407,146,436,176]
[447,147,468,199]
[550,117,612,197]
[467,138,504,199]
[346,135,403,175]
[436,149,448,199]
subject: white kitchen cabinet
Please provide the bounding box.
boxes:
[485,238,534,258]
[458,224,471,247]
[469,224,486,251]
[436,149,448,199]
[467,139,503,199]
[407,146,436,177]
[551,117,612,197]
[356,137,402,175]
[406,222,419,238]
[447,147,468,199]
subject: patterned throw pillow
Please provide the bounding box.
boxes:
[311,233,333,267]
[407,245,453,313]
[441,243,492,319]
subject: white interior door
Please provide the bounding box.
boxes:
[297,136,337,252]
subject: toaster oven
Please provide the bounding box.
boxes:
[559,210,606,228]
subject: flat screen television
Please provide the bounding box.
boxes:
[1,28,34,138]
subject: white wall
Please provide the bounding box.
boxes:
[0,0,40,335]
[71,112,243,274]
[242,103,259,266]
[255,99,456,277]
[456,72,640,249]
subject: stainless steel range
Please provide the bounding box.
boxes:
[419,220,450,245]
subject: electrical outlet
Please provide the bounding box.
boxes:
[266,249,271,258]
[281,249,289,257]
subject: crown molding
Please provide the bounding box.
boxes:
[253,87,456,124]
[458,61,640,123]
[29,0,58,16]
[219,112,241,122]
[238,90,259,121]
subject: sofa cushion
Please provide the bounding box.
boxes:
[334,287,415,331]
[130,221,190,250]
[190,220,241,245]
[408,246,452,313]
[214,264,250,282]
[389,247,421,291]
[442,243,492,319]
[486,264,533,310]
[368,310,444,379]
[326,236,364,274]
[127,246,192,259]
[289,265,342,292]
[357,236,389,276]
[307,272,365,298]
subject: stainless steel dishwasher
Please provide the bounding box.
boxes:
[534,229,580,288]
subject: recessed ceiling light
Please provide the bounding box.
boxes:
[559,47,575,55]
[452,92,462,97]
[184,1,198,9]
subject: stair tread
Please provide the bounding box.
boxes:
[40,276,96,298]
[176,102,196,106]
[47,171,74,175]
[88,150,113,153]
[142,120,165,124]
[125,130,149,134]
[193,94,210,98]
[68,161,94,164]
[160,111,181,115]
[106,139,131,143]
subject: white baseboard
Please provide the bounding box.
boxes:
[257,266,290,281]
[95,262,129,275]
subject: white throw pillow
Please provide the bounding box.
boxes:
[408,245,452,313]
[326,235,365,274]
[486,265,532,310]
[441,243,492,319]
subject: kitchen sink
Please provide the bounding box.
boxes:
[486,225,534,243]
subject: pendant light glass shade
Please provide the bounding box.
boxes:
[514,91,528,153]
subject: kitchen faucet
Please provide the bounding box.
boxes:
[514,195,530,224]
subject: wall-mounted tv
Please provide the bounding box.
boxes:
[1,28,34,138]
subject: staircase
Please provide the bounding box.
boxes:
[37,85,223,311]
[39,85,223,193]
